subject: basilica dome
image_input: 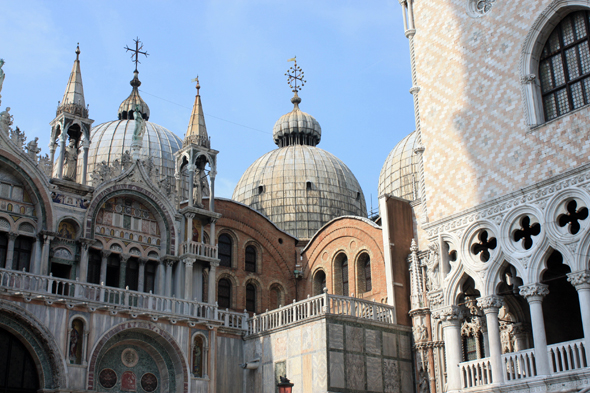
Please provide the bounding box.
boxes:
[378,131,420,200]
[79,71,182,180]
[233,93,366,240]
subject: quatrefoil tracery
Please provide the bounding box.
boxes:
[471,230,497,262]
[513,216,541,250]
[558,200,589,235]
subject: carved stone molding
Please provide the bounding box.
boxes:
[477,295,504,312]
[519,283,549,301]
[521,74,536,84]
[432,305,463,323]
[567,270,590,290]
[428,291,444,309]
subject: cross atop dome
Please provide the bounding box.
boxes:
[124,37,149,73]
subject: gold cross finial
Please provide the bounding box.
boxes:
[124,37,149,72]
[285,56,306,94]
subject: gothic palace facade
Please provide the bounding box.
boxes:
[1,0,590,392]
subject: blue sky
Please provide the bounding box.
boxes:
[0,0,415,211]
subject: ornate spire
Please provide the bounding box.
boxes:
[183,76,209,148]
[273,58,321,147]
[118,38,150,121]
[57,44,88,118]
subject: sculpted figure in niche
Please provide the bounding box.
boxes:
[63,138,78,181]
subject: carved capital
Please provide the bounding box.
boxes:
[567,270,590,290]
[8,232,18,241]
[79,237,95,251]
[185,213,196,220]
[519,283,549,301]
[184,257,196,268]
[187,164,196,173]
[101,250,112,258]
[477,295,504,312]
[433,305,463,323]
[138,258,148,265]
[210,260,220,268]
[120,254,130,263]
[409,86,421,95]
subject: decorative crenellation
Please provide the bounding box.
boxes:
[567,270,590,290]
[425,166,590,239]
[476,295,504,311]
[519,283,549,300]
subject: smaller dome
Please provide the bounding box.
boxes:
[118,71,150,121]
[378,131,420,200]
[273,94,321,147]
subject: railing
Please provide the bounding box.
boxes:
[0,268,245,330]
[247,292,396,336]
[180,241,218,259]
[502,348,537,381]
[460,357,493,389]
[548,339,587,374]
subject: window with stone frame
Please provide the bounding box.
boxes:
[540,11,590,121]
[218,234,232,267]
[13,236,33,272]
[245,245,256,272]
[218,278,231,309]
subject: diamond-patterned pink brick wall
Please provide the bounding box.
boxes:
[413,0,590,221]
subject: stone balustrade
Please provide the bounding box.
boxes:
[247,292,396,336]
[180,241,218,259]
[548,338,587,373]
[0,268,244,330]
[502,348,537,381]
[460,357,493,389]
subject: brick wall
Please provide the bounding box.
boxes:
[412,0,590,221]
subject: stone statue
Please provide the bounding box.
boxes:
[0,107,13,135]
[121,150,132,171]
[0,59,5,94]
[25,137,41,161]
[132,107,145,143]
[63,139,78,181]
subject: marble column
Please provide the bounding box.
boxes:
[567,270,590,359]
[81,143,89,185]
[30,236,41,274]
[438,306,463,392]
[100,250,111,285]
[188,164,195,207]
[477,295,504,384]
[78,239,91,282]
[208,261,218,305]
[40,234,53,276]
[48,138,56,176]
[184,257,195,300]
[186,213,195,244]
[6,232,18,270]
[138,258,147,292]
[165,259,174,298]
[119,254,129,289]
[209,173,216,211]
[157,260,165,295]
[520,283,550,375]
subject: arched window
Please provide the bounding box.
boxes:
[218,234,232,267]
[269,285,283,310]
[245,245,256,272]
[218,278,231,309]
[192,335,207,378]
[0,327,39,392]
[68,318,85,365]
[342,257,349,296]
[246,283,256,312]
[313,270,327,296]
[540,11,590,121]
[356,253,372,294]
[87,249,102,284]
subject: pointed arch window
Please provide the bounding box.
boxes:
[246,283,256,312]
[540,11,590,121]
[245,245,256,272]
[218,278,231,309]
[218,234,232,267]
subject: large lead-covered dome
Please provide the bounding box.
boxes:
[378,131,420,200]
[82,120,182,179]
[233,93,366,239]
